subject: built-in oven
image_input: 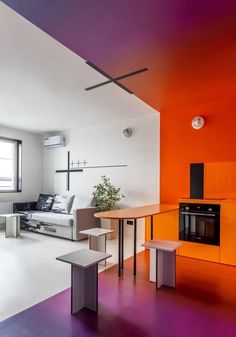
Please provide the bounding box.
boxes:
[179,203,220,246]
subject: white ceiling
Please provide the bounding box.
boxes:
[0,3,158,134]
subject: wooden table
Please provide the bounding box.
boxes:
[56,249,111,314]
[95,204,179,277]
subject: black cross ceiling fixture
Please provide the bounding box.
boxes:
[85,61,148,94]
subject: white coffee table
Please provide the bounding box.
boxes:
[0,213,24,238]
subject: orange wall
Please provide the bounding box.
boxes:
[160,99,236,203]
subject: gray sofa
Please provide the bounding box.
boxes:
[13,199,99,241]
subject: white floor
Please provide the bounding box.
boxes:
[0,224,144,322]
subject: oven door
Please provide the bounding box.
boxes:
[179,211,220,246]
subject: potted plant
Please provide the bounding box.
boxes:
[93,175,124,239]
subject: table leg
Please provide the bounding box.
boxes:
[133,219,137,277]
[121,220,124,270]
[150,215,154,240]
[118,219,122,277]
[71,264,98,314]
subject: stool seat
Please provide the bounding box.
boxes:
[79,227,114,237]
[142,239,182,290]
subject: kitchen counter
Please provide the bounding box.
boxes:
[179,198,223,204]
[95,203,179,220]
[180,198,236,204]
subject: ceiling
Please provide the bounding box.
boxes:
[0,2,157,134]
[1,0,236,115]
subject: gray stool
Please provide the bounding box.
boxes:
[79,228,114,266]
[142,239,182,290]
[56,249,111,314]
[0,213,24,238]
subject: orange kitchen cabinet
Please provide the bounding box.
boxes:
[178,241,220,263]
[220,202,236,266]
[204,162,236,199]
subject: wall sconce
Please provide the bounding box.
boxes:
[122,128,132,138]
[191,116,205,130]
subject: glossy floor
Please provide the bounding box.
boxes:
[0,250,236,337]
[0,224,144,322]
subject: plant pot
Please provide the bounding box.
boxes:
[100,218,117,240]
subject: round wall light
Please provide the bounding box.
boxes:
[191,116,205,130]
[122,128,132,138]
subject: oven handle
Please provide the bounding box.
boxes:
[181,212,216,217]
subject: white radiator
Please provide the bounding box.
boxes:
[0,202,13,228]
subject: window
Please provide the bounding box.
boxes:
[0,137,22,192]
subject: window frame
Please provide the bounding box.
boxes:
[0,136,22,193]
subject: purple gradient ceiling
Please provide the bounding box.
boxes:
[2,0,236,110]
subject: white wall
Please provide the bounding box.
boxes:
[0,125,43,203]
[43,114,159,207]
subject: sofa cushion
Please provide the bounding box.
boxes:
[36,194,55,211]
[30,212,73,227]
[51,195,74,214]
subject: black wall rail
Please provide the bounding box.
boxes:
[85,61,148,94]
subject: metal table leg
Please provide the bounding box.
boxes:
[118,219,122,277]
[121,220,124,270]
[133,219,137,276]
[150,215,154,240]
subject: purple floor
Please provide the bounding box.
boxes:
[1,252,236,337]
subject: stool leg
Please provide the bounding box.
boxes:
[156,250,164,289]
[162,251,176,288]
[16,217,20,236]
[89,236,97,250]
[97,235,106,266]
[149,248,156,282]
[156,250,158,290]
[154,250,176,289]
[71,264,98,314]
[5,217,17,238]
[149,249,161,287]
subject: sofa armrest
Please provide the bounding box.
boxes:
[72,207,100,241]
[13,201,37,213]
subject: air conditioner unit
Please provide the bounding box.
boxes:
[43,135,65,148]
